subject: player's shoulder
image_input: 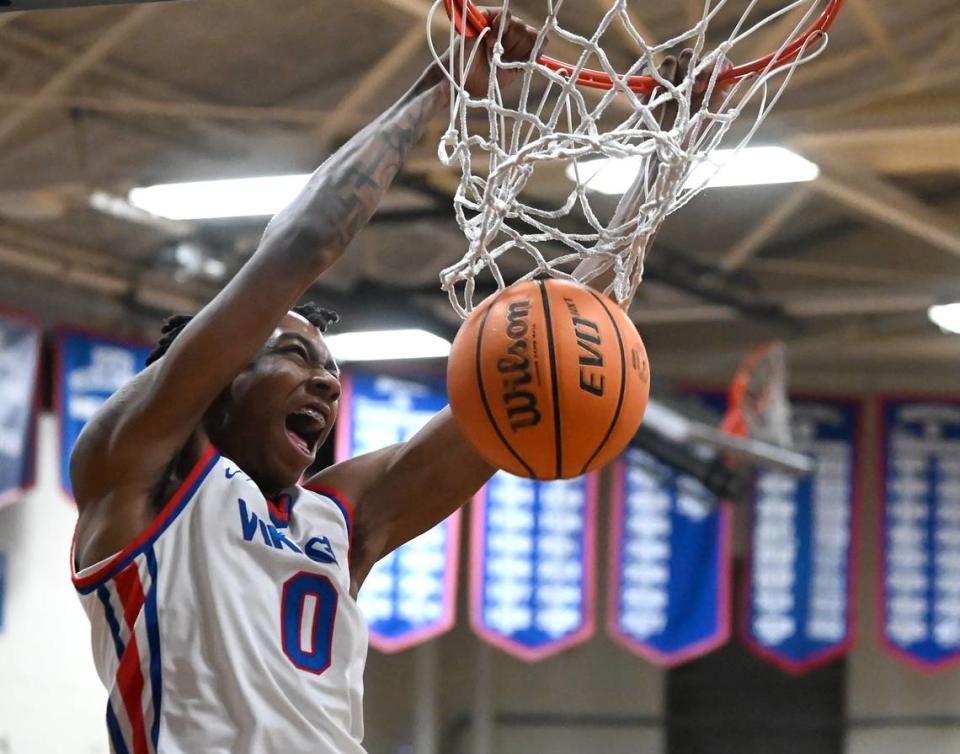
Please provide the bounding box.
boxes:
[300,479,354,522]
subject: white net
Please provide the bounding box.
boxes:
[723,340,794,448]
[427,0,835,317]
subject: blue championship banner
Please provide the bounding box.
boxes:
[744,398,861,673]
[471,472,597,661]
[0,312,41,508]
[608,448,731,666]
[335,372,461,653]
[57,330,151,499]
[880,397,960,670]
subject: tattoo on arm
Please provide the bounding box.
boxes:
[267,66,449,263]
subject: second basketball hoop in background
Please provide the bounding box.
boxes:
[447,279,649,480]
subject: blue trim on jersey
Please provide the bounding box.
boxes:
[97,585,125,660]
[145,546,163,750]
[324,493,352,538]
[106,701,130,754]
[75,451,220,595]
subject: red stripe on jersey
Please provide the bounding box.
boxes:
[114,564,151,754]
[114,562,146,632]
[267,493,292,525]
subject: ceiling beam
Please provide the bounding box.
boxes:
[812,164,960,259]
[0,91,342,128]
[0,220,209,316]
[847,0,909,73]
[376,0,447,30]
[772,5,955,103]
[650,318,959,376]
[794,123,960,151]
[820,95,960,134]
[630,288,934,324]
[793,333,960,362]
[313,26,424,147]
[786,62,960,123]
[0,220,129,273]
[0,24,251,152]
[0,5,160,148]
[719,185,812,271]
[792,122,960,174]
[741,6,812,62]
[745,257,944,287]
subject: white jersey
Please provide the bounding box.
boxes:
[71,445,369,754]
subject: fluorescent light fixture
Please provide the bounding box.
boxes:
[326,329,451,362]
[928,303,960,334]
[128,174,312,220]
[565,146,820,195]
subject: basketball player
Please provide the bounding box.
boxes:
[68,10,716,751]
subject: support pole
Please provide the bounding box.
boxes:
[413,643,439,754]
[471,642,494,754]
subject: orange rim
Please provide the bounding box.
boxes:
[721,341,780,439]
[442,0,844,93]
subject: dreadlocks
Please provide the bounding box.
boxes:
[145,302,340,367]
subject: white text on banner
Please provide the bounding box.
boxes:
[608,448,731,666]
[471,472,597,661]
[744,398,861,673]
[336,372,460,653]
[880,398,960,671]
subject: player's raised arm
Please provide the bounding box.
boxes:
[70,15,533,568]
[304,14,541,592]
[72,73,443,486]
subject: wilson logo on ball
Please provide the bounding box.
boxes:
[498,299,541,431]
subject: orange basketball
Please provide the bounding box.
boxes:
[447,278,650,480]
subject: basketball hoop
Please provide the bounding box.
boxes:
[721,340,793,449]
[428,0,844,316]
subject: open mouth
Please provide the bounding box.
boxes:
[284,407,326,458]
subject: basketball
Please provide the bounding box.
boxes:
[447,278,650,480]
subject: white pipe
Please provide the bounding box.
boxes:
[413,644,438,754]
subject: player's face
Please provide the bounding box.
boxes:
[209,312,341,494]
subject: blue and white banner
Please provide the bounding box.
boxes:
[57,330,151,499]
[880,397,960,671]
[471,472,597,661]
[744,398,861,673]
[0,313,41,507]
[335,372,461,653]
[608,448,731,666]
